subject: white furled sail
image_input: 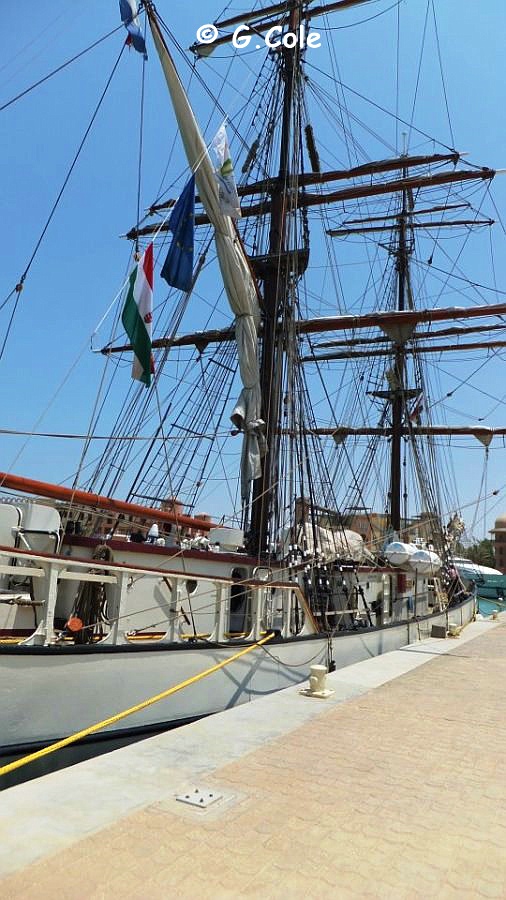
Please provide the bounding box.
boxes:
[148,12,263,504]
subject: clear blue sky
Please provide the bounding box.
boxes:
[1,1,506,540]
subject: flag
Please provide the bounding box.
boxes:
[409,397,424,423]
[122,243,154,386]
[161,175,195,291]
[119,0,147,58]
[211,125,241,218]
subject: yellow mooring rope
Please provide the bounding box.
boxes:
[0,632,275,778]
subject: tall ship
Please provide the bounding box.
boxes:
[3,0,504,753]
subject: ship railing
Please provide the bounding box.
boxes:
[0,544,317,646]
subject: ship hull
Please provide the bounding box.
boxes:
[0,596,474,754]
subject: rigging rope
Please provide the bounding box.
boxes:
[0,287,22,364]
[0,43,127,362]
[0,23,125,113]
[407,0,430,150]
[0,287,17,314]
[19,43,126,284]
[430,0,455,150]
[305,61,459,153]
[319,0,402,31]
[470,447,489,538]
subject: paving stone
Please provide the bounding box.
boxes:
[1,621,505,896]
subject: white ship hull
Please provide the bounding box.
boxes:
[0,596,474,753]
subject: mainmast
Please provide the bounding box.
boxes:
[248,2,302,557]
[367,153,418,536]
[390,159,410,535]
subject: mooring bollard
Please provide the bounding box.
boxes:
[300,664,334,699]
[309,664,328,694]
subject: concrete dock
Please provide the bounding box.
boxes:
[1,617,505,898]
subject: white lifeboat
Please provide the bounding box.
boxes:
[409,549,442,574]
[384,541,416,567]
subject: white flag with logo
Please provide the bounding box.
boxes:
[211,125,241,219]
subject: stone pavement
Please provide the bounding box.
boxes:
[1,618,506,899]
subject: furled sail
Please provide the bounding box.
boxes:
[147,11,263,505]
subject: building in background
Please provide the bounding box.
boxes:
[490,515,506,573]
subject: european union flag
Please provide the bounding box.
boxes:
[161,175,195,292]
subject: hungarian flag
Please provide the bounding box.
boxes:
[122,244,154,387]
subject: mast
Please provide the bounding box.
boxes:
[390,159,409,535]
[248,2,301,556]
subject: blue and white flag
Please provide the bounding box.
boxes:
[119,0,147,59]
[161,175,195,292]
